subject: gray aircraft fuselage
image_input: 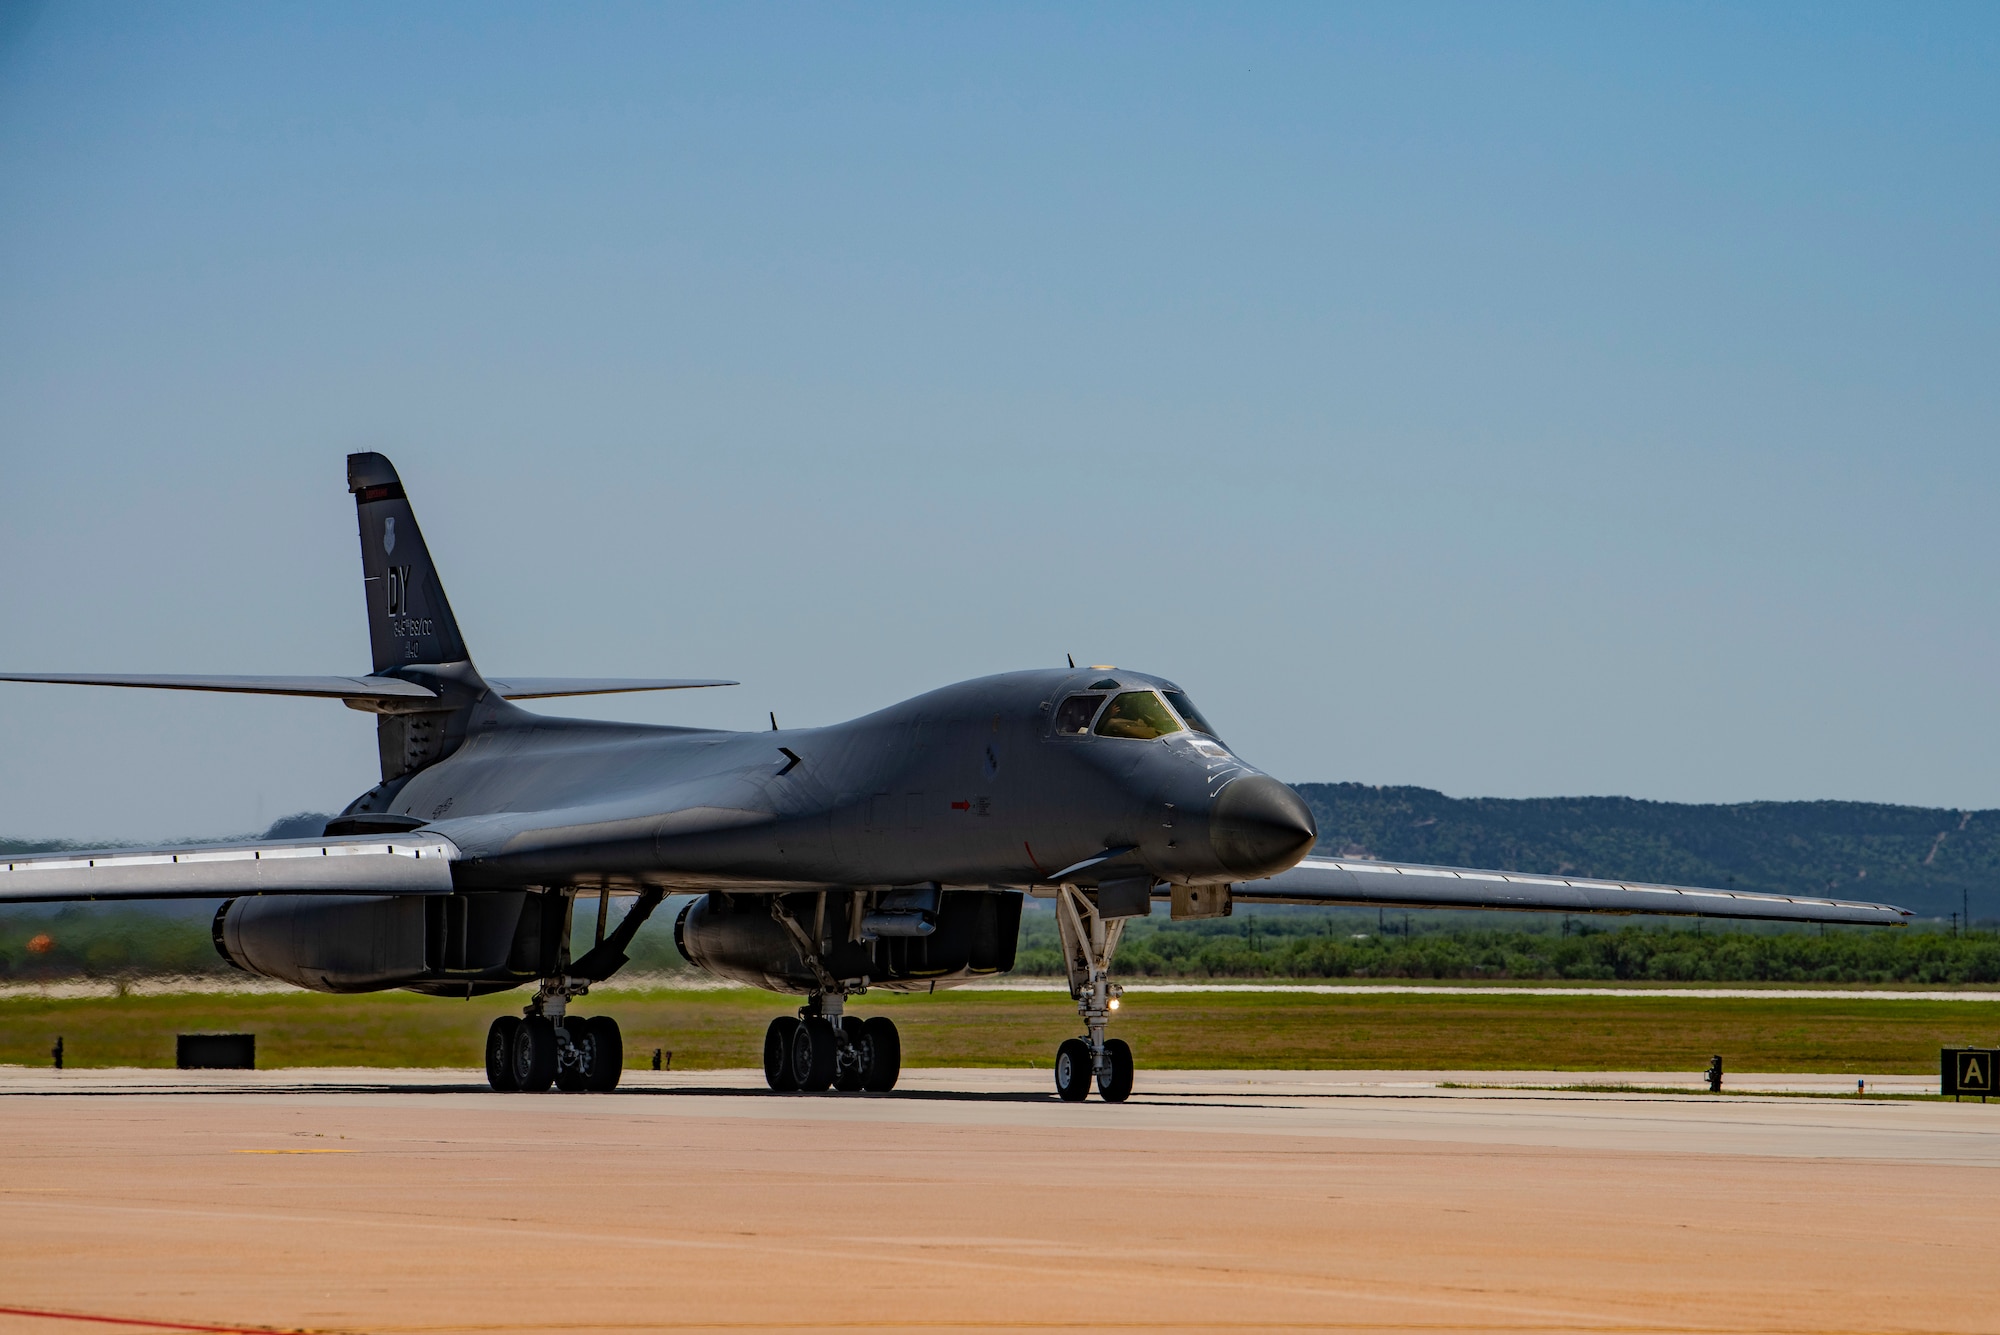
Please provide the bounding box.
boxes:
[358,665,1318,897]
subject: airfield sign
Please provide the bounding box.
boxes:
[1941,1047,1999,1100]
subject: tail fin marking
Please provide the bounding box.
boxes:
[348,453,470,674]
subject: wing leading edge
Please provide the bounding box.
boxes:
[0,673,439,700]
[0,835,460,904]
[0,673,735,702]
[1235,856,1910,926]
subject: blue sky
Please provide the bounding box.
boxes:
[2,3,1996,839]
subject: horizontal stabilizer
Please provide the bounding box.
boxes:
[1235,857,1911,926]
[0,835,459,903]
[486,678,737,698]
[0,672,437,700]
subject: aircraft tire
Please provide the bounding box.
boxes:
[1054,1038,1092,1101]
[1098,1038,1134,1103]
[485,1016,521,1092]
[512,1015,557,1093]
[861,1016,901,1092]
[763,1016,801,1091]
[791,1017,837,1092]
[586,1015,623,1092]
[834,1017,868,1092]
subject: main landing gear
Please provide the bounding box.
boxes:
[762,992,901,1093]
[1051,883,1135,1102]
[485,977,624,1093]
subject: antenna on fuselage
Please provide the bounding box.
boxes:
[1067,653,1075,668]
[769,711,778,731]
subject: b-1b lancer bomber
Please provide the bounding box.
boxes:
[0,456,1911,1101]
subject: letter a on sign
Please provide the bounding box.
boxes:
[1960,1052,1990,1092]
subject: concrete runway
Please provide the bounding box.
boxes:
[2,1068,1997,1335]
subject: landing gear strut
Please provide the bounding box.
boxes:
[1053,883,1134,1102]
[762,992,901,1093]
[484,976,624,1093]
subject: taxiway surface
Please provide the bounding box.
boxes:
[2,1067,1996,1334]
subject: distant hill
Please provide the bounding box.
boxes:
[0,811,332,860]
[0,813,334,925]
[1296,784,1997,922]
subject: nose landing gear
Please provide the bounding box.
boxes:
[1052,883,1136,1103]
[761,993,901,1093]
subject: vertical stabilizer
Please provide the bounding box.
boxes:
[347,454,470,673]
[345,454,490,786]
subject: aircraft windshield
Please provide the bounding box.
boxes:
[1053,694,1104,735]
[1094,691,1184,740]
[1162,690,1218,738]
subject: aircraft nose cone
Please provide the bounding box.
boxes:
[1210,776,1317,877]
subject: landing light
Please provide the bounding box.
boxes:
[1109,997,1120,1010]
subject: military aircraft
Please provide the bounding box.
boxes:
[0,455,1911,1101]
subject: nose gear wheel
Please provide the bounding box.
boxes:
[1054,1037,1091,1101]
[1098,1036,1134,1102]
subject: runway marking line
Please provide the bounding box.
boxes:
[231,1149,356,1154]
[0,1304,332,1333]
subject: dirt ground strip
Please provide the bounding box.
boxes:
[1,1068,1997,1335]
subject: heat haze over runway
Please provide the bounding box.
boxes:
[2,1068,1997,1334]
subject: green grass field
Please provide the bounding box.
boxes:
[5,986,2000,1072]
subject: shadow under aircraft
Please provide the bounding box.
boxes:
[0,456,1910,1101]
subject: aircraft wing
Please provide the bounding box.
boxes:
[1234,856,1910,926]
[0,673,735,702]
[485,677,737,698]
[0,835,459,904]
[0,672,438,700]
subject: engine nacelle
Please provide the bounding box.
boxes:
[212,891,565,995]
[675,888,1022,994]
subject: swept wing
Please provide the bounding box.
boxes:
[0,835,459,904]
[0,672,439,700]
[1235,856,1909,926]
[0,673,733,701]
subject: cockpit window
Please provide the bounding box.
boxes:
[1162,690,1219,738]
[1094,691,1184,740]
[1088,678,1120,690]
[1053,694,1105,735]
